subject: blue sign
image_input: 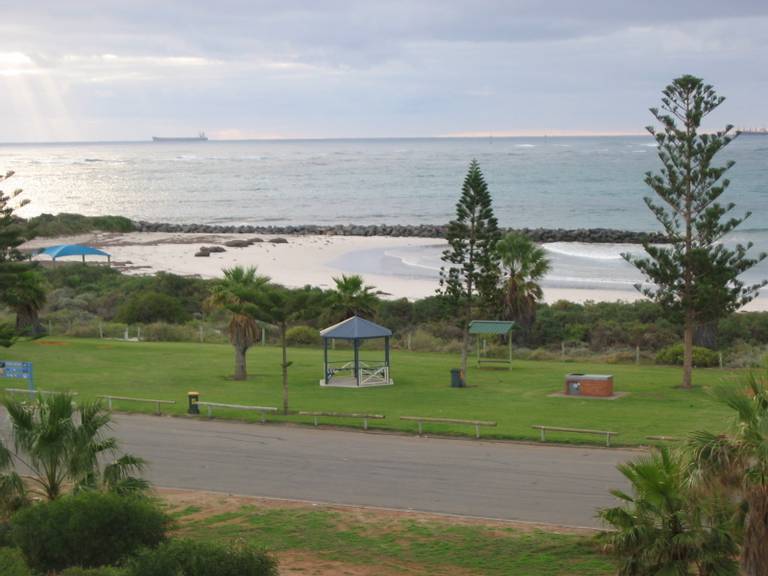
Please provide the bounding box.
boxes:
[0,361,35,392]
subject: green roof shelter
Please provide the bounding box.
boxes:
[468,320,516,368]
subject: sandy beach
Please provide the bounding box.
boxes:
[21,232,768,311]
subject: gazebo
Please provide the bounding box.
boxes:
[36,244,111,264]
[320,316,393,387]
[469,320,516,368]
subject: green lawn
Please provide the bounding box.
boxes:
[0,337,741,446]
[170,497,614,575]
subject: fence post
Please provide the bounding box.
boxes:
[48,320,53,335]
[137,326,142,341]
[199,324,204,343]
[718,352,723,369]
[561,342,565,359]
[99,321,104,339]
[635,345,640,365]
[407,333,412,351]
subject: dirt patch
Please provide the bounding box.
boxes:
[34,340,69,346]
[158,488,596,536]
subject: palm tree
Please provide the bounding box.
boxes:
[599,445,738,575]
[0,393,148,513]
[327,274,378,321]
[687,372,768,576]
[208,266,269,380]
[1,268,47,336]
[496,233,550,333]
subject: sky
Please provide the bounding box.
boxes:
[0,0,766,142]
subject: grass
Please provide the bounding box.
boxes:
[169,497,615,575]
[0,337,742,446]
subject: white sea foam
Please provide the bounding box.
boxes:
[543,242,646,261]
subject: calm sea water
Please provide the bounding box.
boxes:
[3,136,767,295]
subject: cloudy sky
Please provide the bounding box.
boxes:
[1,0,766,142]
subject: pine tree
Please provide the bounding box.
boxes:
[439,160,501,381]
[624,75,766,389]
[0,171,31,347]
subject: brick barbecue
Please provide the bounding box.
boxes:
[564,373,614,397]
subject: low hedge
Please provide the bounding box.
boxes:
[655,343,720,368]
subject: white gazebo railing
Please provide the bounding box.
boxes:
[358,363,391,387]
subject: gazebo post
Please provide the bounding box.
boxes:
[353,338,360,387]
[323,338,329,384]
[384,336,390,384]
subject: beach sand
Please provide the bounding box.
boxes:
[21,232,768,311]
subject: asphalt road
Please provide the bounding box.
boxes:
[107,414,635,528]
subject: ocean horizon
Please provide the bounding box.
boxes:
[6,135,767,301]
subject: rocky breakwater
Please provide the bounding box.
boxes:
[134,221,667,244]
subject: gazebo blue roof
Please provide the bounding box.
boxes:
[320,316,392,340]
[37,244,111,260]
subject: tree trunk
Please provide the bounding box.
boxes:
[15,305,43,337]
[281,323,289,415]
[460,298,471,384]
[743,488,768,576]
[682,311,694,389]
[233,345,247,380]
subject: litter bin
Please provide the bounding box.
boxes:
[187,391,200,414]
[450,368,465,388]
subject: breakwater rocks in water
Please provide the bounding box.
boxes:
[133,221,667,244]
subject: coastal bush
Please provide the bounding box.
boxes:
[723,342,768,369]
[11,492,168,573]
[140,322,201,342]
[0,548,30,576]
[655,344,719,368]
[23,213,135,238]
[285,325,321,346]
[128,539,278,576]
[116,291,191,324]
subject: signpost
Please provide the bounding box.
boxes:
[0,361,35,392]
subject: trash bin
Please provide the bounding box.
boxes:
[450,368,465,388]
[187,391,200,414]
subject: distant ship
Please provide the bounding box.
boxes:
[152,132,208,142]
[738,128,768,136]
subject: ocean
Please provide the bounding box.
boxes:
[3,136,767,298]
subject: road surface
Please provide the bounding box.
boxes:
[107,414,634,528]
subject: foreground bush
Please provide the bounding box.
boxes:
[129,539,278,576]
[12,492,168,573]
[0,548,30,576]
[655,343,719,367]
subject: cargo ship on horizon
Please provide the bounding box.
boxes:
[152,132,208,142]
[738,127,768,135]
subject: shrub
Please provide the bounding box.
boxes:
[12,492,168,573]
[24,213,135,238]
[140,322,200,342]
[128,539,278,576]
[116,292,191,325]
[655,343,720,368]
[60,567,129,576]
[0,548,30,576]
[285,325,321,346]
